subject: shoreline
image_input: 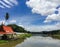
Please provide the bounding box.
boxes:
[0,33,32,47]
[50,35,60,39]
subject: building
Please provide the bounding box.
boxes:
[0,25,15,40]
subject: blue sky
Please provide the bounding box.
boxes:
[0,0,60,32]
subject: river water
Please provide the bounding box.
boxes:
[16,34,60,47]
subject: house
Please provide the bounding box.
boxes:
[0,25,16,40]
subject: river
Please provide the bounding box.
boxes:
[16,34,60,47]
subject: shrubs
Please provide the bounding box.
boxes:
[19,33,32,39]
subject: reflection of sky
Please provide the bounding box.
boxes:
[16,36,60,47]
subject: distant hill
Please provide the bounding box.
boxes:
[41,30,60,35]
[27,30,60,34]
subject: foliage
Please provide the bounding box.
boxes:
[7,24,27,32]
[41,30,60,35]
[5,13,9,21]
[19,33,32,39]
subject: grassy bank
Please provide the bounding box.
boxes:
[0,40,8,44]
[19,33,32,39]
[0,33,32,47]
[51,35,60,39]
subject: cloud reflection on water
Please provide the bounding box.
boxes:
[16,36,60,47]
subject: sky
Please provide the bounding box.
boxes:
[0,0,60,32]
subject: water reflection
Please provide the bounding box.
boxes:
[16,35,60,47]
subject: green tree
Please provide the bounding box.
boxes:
[5,13,9,22]
[7,24,27,33]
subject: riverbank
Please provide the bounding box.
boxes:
[0,33,32,47]
[50,34,60,39]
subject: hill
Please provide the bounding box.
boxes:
[7,24,27,33]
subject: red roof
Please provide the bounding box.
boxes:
[0,26,15,34]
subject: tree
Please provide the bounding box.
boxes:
[7,24,27,33]
[5,13,9,22]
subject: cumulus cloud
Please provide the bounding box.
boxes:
[44,8,60,22]
[26,0,60,15]
[26,0,60,23]
[0,0,18,8]
[44,14,60,22]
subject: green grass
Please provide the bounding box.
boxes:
[19,33,32,39]
[0,33,32,47]
[0,40,8,44]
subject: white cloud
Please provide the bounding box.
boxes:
[0,20,5,25]
[9,20,16,23]
[15,15,60,32]
[0,20,17,25]
[0,1,11,8]
[0,0,18,8]
[44,14,60,23]
[0,16,60,32]
[26,0,60,23]
[3,0,14,6]
[18,24,24,27]
[44,8,60,23]
[24,23,60,32]
[0,20,60,32]
[26,0,60,15]
[9,0,18,5]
